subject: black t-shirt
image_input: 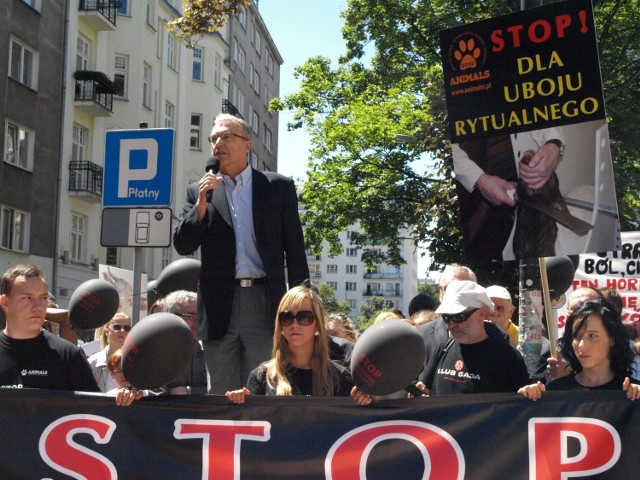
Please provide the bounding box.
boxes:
[246,361,353,396]
[547,374,633,391]
[431,335,530,395]
[0,331,100,392]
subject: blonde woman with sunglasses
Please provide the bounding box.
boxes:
[226,286,372,405]
[87,312,132,392]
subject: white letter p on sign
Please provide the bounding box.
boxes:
[118,138,159,198]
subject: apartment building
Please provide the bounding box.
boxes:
[0,1,66,281]
[306,226,419,317]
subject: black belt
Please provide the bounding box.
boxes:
[234,277,267,287]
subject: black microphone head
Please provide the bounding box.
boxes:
[205,156,220,174]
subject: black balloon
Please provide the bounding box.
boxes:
[545,256,576,298]
[68,279,120,330]
[146,279,161,311]
[155,259,200,296]
[121,312,195,389]
[351,320,425,396]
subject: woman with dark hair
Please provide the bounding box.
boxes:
[519,299,640,400]
[226,285,372,405]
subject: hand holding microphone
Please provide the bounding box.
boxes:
[204,156,220,203]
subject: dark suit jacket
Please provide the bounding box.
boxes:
[173,169,309,340]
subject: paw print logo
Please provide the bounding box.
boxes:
[454,38,482,71]
[21,369,28,376]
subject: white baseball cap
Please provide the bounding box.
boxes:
[486,285,511,301]
[435,280,494,314]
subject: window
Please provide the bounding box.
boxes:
[347,299,357,309]
[76,36,90,71]
[345,282,357,292]
[252,69,260,94]
[161,247,171,270]
[346,265,358,274]
[114,54,128,97]
[164,102,174,128]
[263,126,272,152]
[346,248,358,257]
[1,205,28,252]
[9,38,38,90]
[70,212,87,262]
[237,46,246,73]
[265,49,274,76]
[71,123,87,161]
[327,281,337,290]
[250,110,259,134]
[253,28,262,54]
[167,34,177,70]
[192,47,203,81]
[117,0,129,15]
[263,86,270,108]
[233,88,245,117]
[213,53,222,88]
[327,264,338,274]
[142,63,152,108]
[21,0,41,10]
[250,151,258,169]
[232,38,239,64]
[190,114,202,150]
[236,5,246,29]
[145,0,154,25]
[4,121,34,170]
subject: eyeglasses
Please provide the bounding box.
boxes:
[110,323,132,332]
[208,132,249,144]
[176,313,197,322]
[441,308,479,324]
[278,310,315,326]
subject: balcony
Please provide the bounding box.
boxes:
[74,71,118,116]
[363,289,403,297]
[78,0,117,31]
[69,161,103,202]
[222,99,244,119]
[363,272,403,280]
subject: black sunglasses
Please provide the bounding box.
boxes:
[111,323,132,332]
[278,310,315,326]
[441,308,479,324]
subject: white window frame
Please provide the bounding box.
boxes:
[70,212,87,262]
[253,69,260,94]
[4,120,34,170]
[76,35,90,71]
[9,37,38,90]
[143,63,152,108]
[1,205,29,252]
[237,46,246,73]
[327,281,337,290]
[250,110,259,134]
[265,49,274,76]
[71,123,87,162]
[192,47,203,81]
[236,5,247,30]
[263,126,272,152]
[234,89,245,117]
[114,54,128,98]
[190,114,202,150]
[167,34,177,70]
[164,101,174,128]
[253,28,262,54]
[327,264,338,274]
[345,282,357,292]
[145,0,155,26]
[346,265,358,274]
[250,151,258,169]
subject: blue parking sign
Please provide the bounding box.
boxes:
[103,129,174,207]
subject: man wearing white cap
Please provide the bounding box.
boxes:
[423,280,529,395]
[486,285,518,347]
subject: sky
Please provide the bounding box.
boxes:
[258,0,349,181]
[258,0,434,278]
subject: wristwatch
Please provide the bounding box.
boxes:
[545,139,565,156]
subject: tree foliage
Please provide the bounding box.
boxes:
[317,283,352,316]
[273,0,640,276]
[168,0,251,47]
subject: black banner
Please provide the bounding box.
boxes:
[440,0,605,142]
[2,389,639,479]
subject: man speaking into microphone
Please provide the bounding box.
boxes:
[173,113,309,394]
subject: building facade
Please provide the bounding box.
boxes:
[306,226,419,318]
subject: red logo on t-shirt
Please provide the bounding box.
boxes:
[455,360,464,371]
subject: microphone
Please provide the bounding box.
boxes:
[205,156,220,202]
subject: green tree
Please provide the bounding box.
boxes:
[356,296,387,330]
[317,283,352,316]
[272,0,640,273]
